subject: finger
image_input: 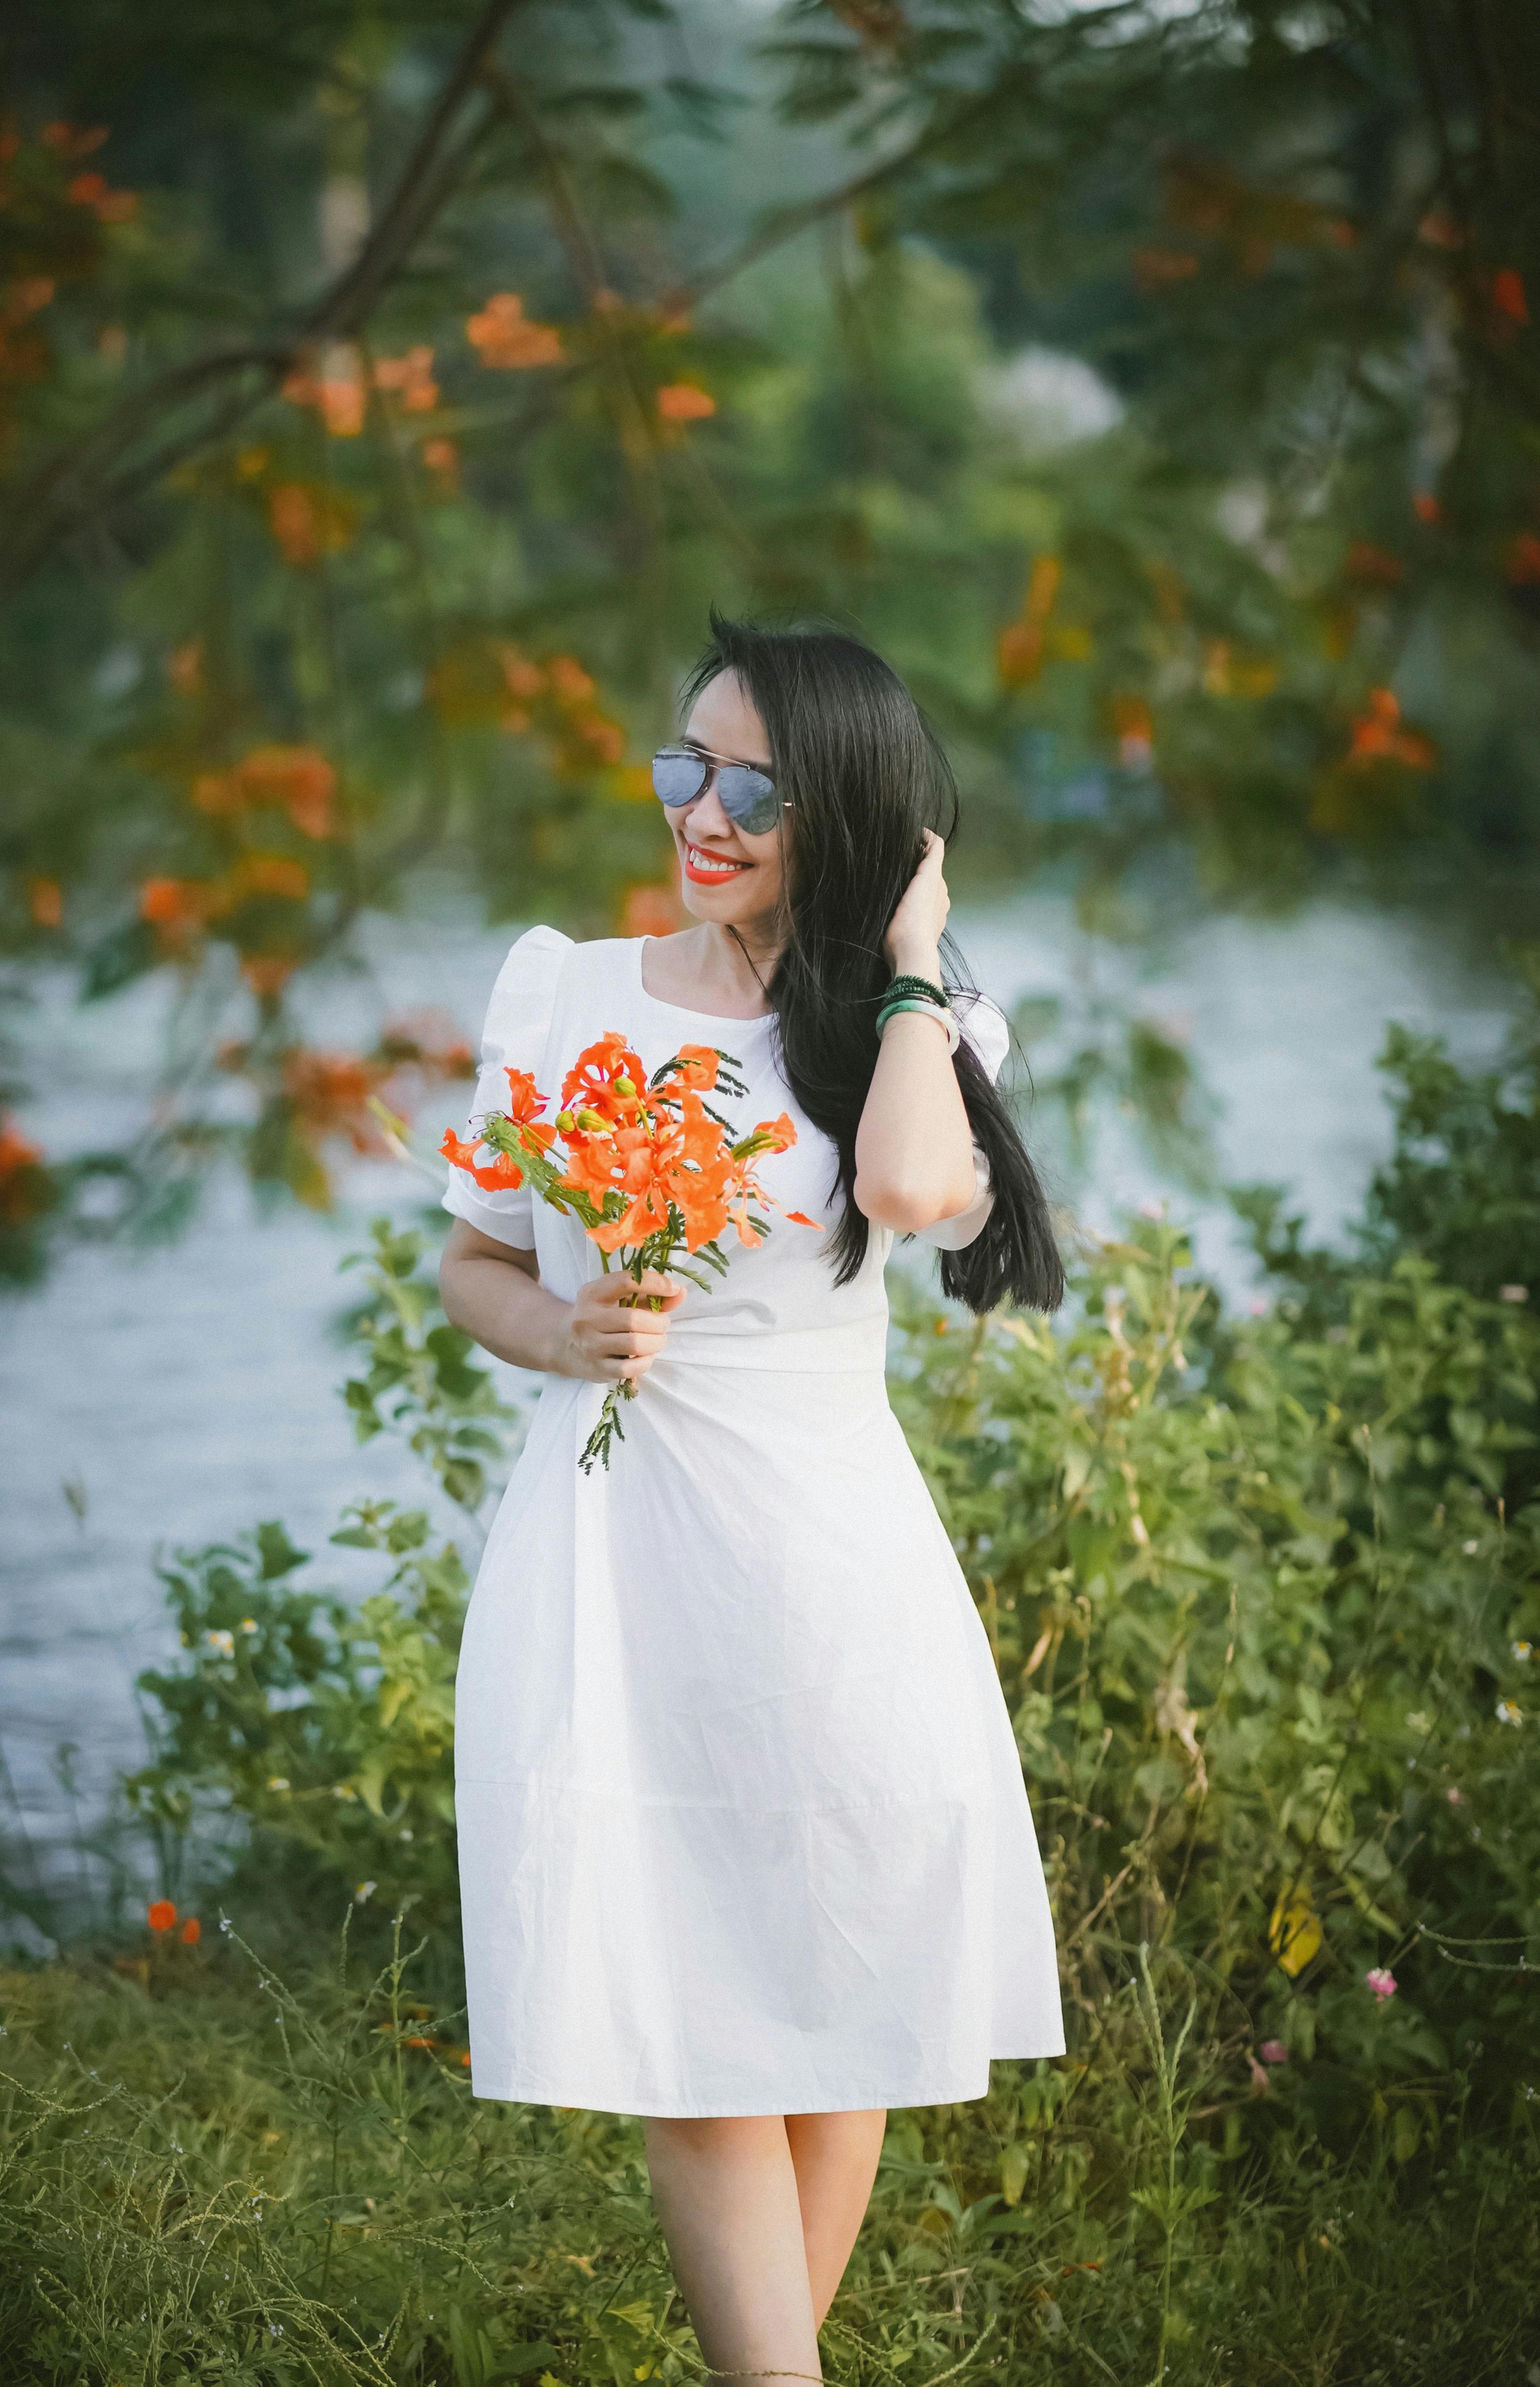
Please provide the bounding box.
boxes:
[588,1277,657,1314]
[590,1329,669,1361]
[631,1269,685,1303]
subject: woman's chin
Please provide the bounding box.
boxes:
[679,868,761,924]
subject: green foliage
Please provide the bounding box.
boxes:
[125,1219,510,1930]
[126,1505,469,1933]
[8,1031,1540,2377]
[342,1218,517,1516]
[892,1227,1540,2157]
[1240,945,1540,1317]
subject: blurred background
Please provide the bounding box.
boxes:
[2,0,1538,1912]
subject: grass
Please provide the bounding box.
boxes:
[2,1907,1536,2386]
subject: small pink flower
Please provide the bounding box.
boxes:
[1365,1967,1397,2000]
[1258,2039,1289,2063]
[1446,1785,1466,1806]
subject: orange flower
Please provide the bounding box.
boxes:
[1504,532,1540,585]
[423,436,459,490]
[1348,687,1436,769]
[555,1080,740,1254]
[194,746,336,838]
[147,1898,177,1933]
[241,956,296,999]
[180,1916,201,1946]
[4,278,55,322]
[997,620,1045,689]
[560,1032,648,1128]
[440,1126,525,1193]
[237,745,336,838]
[66,170,137,222]
[0,1117,45,1226]
[139,877,206,932]
[502,1069,555,1144]
[41,124,109,159]
[1493,268,1529,327]
[269,483,319,565]
[572,712,625,763]
[645,1045,718,1092]
[547,655,596,705]
[466,293,563,369]
[267,483,356,567]
[373,345,438,413]
[500,648,546,702]
[656,382,715,424]
[284,1049,382,1149]
[1113,696,1154,767]
[228,854,310,904]
[725,1114,807,1245]
[282,348,366,434]
[28,876,62,928]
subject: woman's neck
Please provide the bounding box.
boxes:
[642,921,785,1019]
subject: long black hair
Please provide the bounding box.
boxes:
[681,612,1064,1314]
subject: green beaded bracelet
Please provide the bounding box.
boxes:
[883,971,948,1010]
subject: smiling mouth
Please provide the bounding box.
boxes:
[683,841,749,882]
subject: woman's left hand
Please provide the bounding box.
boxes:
[884,830,950,980]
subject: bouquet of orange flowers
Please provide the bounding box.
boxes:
[442,1031,815,1471]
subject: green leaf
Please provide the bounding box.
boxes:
[255,1523,308,1580]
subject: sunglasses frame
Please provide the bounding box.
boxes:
[651,744,789,837]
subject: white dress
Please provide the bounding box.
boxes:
[444,928,1064,2117]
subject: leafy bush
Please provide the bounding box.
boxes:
[125,1221,508,1939]
[1238,946,1540,1315]
[4,1041,1540,2380]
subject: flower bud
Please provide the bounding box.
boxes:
[614,1075,637,1098]
[555,1110,575,1133]
[576,1108,607,1132]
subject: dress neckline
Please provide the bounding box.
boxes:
[634,936,775,1028]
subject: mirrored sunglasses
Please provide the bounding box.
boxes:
[651,745,785,837]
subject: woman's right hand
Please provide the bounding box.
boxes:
[556,1269,685,1385]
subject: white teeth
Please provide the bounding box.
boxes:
[688,845,742,875]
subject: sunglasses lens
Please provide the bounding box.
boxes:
[652,748,708,808]
[719,768,780,835]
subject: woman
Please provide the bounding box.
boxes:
[439,615,1065,2384]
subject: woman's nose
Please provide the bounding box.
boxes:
[684,777,734,841]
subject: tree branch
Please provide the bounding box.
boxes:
[0,0,530,598]
[674,80,1011,310]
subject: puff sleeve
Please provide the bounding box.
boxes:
[916,992,1011,1254]
[440,925,573,1250]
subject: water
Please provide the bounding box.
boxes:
[0,898,1510,1917]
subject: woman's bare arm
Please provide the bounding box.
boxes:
[852,832,980,1234]
[439,1219,683,1383]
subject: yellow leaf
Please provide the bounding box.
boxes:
[1000,2143,1030,2207]
[1268,1881,1322,1976]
